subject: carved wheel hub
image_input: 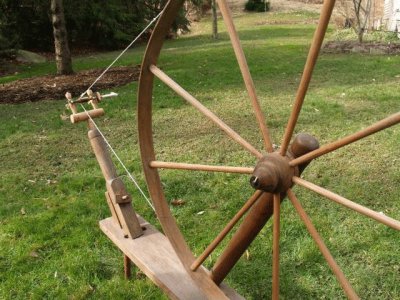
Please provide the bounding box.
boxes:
[250,133,320,193]
[250,153,297,193]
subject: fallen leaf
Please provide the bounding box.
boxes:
[29,251,39,258]
[20,208,26,215]
[60,113,69,121]
[136,270,146,279]
[196,211,205,215]
[245,250,250,260]
[171,199,186,206]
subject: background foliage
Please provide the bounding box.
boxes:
[245,0,270,12]
[0,0,201,53]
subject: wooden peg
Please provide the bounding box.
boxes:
[70,108,105,123]
[86,89,94,98]
[96,91,102,102]
[65,92,78,114]
[107,177,132,204]
[87,89,99,109]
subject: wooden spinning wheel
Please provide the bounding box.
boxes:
[137,0,400,299]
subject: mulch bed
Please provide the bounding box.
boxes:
[255,19,318,26]
[0,66,140,104]
[323,41,400,55]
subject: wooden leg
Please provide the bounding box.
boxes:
[191,190,262,271]
[124,254,131,279]
[211,192,275,284]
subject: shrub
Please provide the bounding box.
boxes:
[245,0,269,12]
[330,28,400,43]
[0,0,201,51]
[0,34,16,59]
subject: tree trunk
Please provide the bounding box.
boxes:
[212,0,218,39]
[352,0,371,44]
[357,28,364,43]
[51,0,73,75]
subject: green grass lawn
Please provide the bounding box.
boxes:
[1,9,399,299]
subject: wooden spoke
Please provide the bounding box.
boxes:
[217,0,274,153]
[272,193,280,300]
[150,161,254,174]
[287,189,360,300]
[290,111,400,166]
[190,190,263,271]
[293,177,400,230]
[150,64,262,158]
[280,0,336,156]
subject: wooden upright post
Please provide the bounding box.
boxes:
[88,122,143,239]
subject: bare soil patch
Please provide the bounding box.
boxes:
[255,19,318,26]
[269,0,322,13]
[0,66,140,104]
[323,41,400,54]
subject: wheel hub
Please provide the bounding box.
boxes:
[250,133,320,193]
[250,153,297,193]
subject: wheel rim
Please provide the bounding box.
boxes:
[138,1,230,298]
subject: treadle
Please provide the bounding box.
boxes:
[99,216,244,300]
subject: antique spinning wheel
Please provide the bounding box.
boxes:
[137,0,400,299]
